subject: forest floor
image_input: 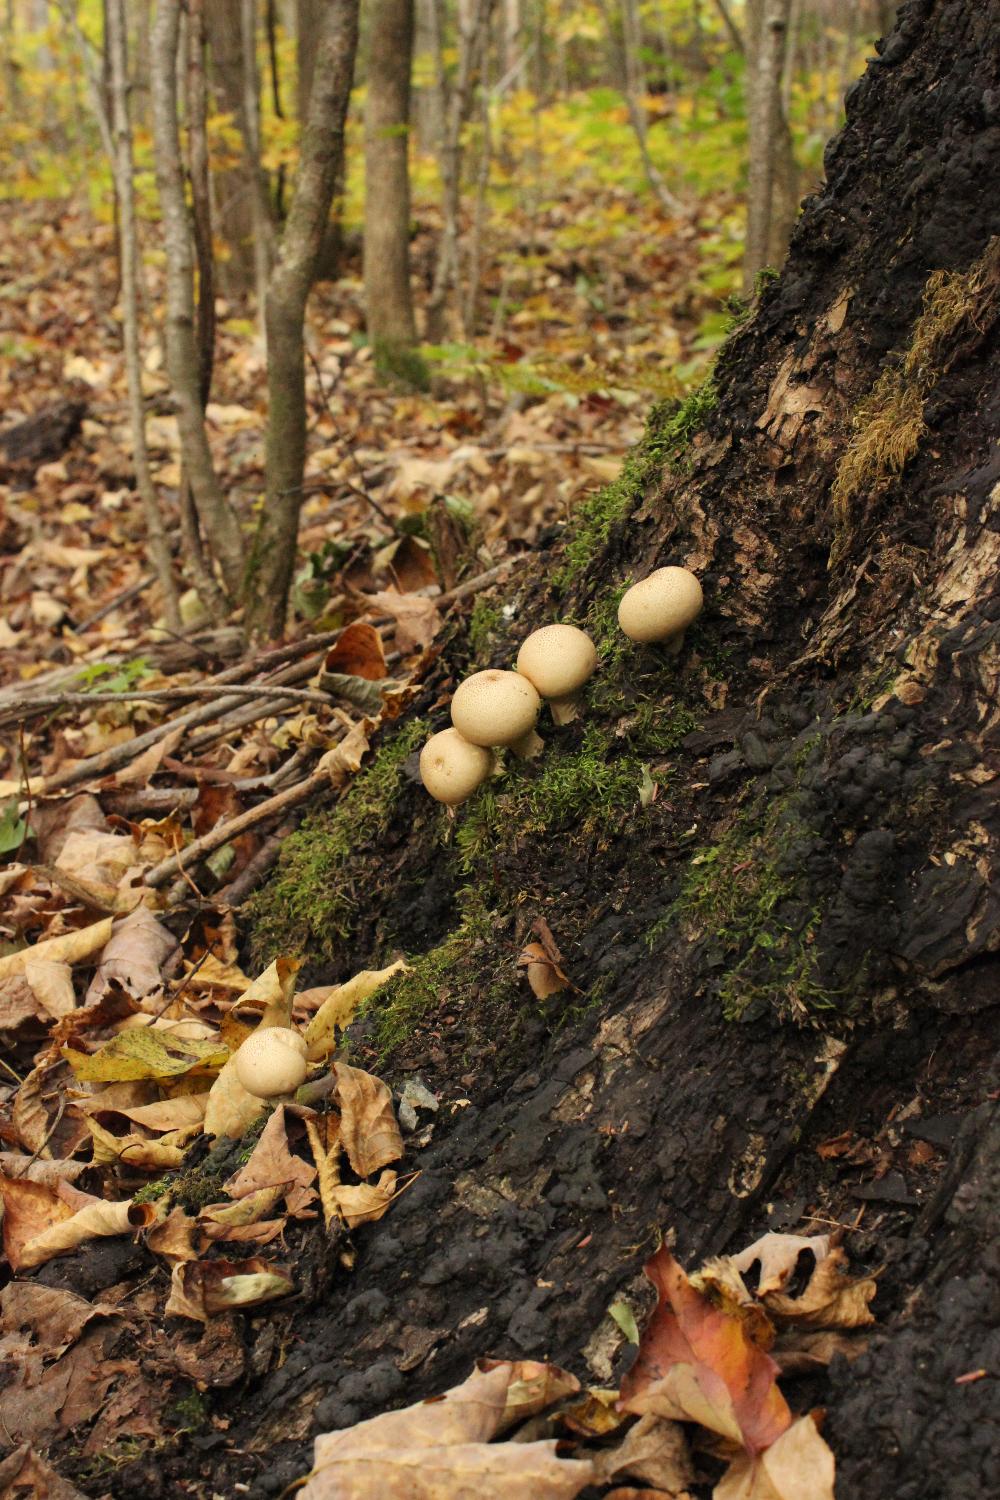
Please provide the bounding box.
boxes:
[1,144,997,1500]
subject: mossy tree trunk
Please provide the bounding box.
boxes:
[230,5,1000,1495]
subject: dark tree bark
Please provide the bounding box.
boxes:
[244,0,360,639]
[363,0,420,382]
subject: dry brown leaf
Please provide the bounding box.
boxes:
[321,622,388,680]
[0,1282,117,1355]
[713,1413,835,1500]
[368,588,443,652]
[85,904,176,1004]
[772,1329,867,1374]
[731,1233,831,1296]
[15,1195,157,1271]
[592,1413,694,1494]
[0,915,114,981]
[54,827,137,886]
[145,1204,198,1263]
[22,955,76,1019]
[334,1061,404,1176]
[318,718,374,788]
[73,1091,209,1132]
[84,1116,190,1170]
[165,1257,294,1321]
[223,1103,318,1217]
[619,1246,791,1455]
[333,1169,400,1228]
[303,1361,592,1500]
[113,722,185,786]
[0,1443,92,1498]
[0,1153,88,1186]
[0,1175,75,1269]
[762,1247,876,1329]
[305,1114,343,1230]
[167,1312,247,1387]
[0,973,41,1029]
[303,958,409,1059]
[518,942,569,1000]
[202,964,302,1139]
[198,1186,287,1246]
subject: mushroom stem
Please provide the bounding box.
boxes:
[508,727,545,759]
[664,630,686,656]
[549,695,581,726]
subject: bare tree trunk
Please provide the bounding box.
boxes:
[151,0,245,603]
[412,0,444,152]
[600,0,685,215]
[363,0,421,384]
[244,0,360,639]
[106,0,179,629]
[296,0,321,121]
[241,0,275,327]
[187,0,215,400]
[425,0,492,342]
[743,0,792,289]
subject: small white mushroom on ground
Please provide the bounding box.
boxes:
[450,669,544,759]
[234,1026,308,1099]
[617,566,703,652]
[419,728,495,805]
[515,624,598,725]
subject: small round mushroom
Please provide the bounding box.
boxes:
[420,728,495,806]
[516,624,598,725]
[617,566,703,652]
[451,669,544,759]
[234,1026,308,1100]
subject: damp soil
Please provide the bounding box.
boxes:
[14,4,1000,1497]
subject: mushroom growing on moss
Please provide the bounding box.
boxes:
[617,566,703,652]
[420,728,495,805]
[516,624,598,725]
[451,669,543,759]
[234,1026,308,1099]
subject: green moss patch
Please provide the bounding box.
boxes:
[246,720,427,967]
[649,792,841,1024]
[554,377,717,590]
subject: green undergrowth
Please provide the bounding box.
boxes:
[245,720,427,967]
[554,376,718,590]
[649,792,840,1024]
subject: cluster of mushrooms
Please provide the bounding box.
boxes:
[419,565,703,807]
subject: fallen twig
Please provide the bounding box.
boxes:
[144,765,336,888]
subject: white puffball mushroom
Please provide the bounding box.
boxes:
[234,1026,309,1099]
[420,728,495,805]
[451,669,544,759]
[617,566,703,652]
[516,624,598,725]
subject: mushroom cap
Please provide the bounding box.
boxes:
[516,624,598,700]
[234,1026,309,1099]
[617,566,703,643]
[450,669,541,748]
[420,728,494,805]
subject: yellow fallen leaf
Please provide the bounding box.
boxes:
[303,959,409,1060]
[0,917,114,981]
[64,1027,228,1083]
